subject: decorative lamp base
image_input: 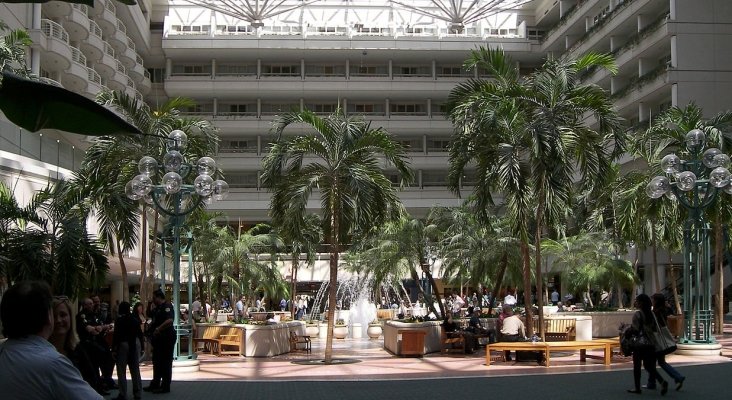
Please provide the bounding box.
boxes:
[675,342,722,357]
[172,359,201,372]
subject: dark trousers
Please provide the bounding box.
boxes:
[151,337,175,390]
[632,350,664,391]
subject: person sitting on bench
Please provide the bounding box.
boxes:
[499,306,544,364]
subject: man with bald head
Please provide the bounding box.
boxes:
[77,297,115,392]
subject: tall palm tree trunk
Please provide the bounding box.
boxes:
[714,216,724,334]
[488,251,509,315]
[325,194,340,364]
[423,268,445,317]
[139,204,147,305]
[116,239,129,302]
[651,222,660,292]
[291,255,299,320]
[521,240,534,336]
[534,203,545,341]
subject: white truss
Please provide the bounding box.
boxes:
[390,0,532,32]
[184,0,317,27]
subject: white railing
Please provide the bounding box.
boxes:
[89,20,103,38]
[116,60,126,74]
[72,4,89,15]
[144,69,150,79]
[87,68,102,85]
[39,77,63,87]
[103,41,115,57]
[71,47,87,66]
[126,76,135,89]
[41,19,69,43]
[127,37,136,51]
[136,54,143,65]
[134,90,143,102]
[104,0,116,14]
[116,18,127,34]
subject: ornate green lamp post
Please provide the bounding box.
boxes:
[646,129,729,348]
[125,130,228,364]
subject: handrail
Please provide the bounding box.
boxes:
[72,3,88,15]
[103,41,115,57]
[127,37,136,51]
[116,18,127,34]
[105,0,116,14]
[116,60,126,74]
[126,75,136,89]
[87,67,102,84]
[89,19,103,38]
[41,19,69,43]
[71,47,87,66]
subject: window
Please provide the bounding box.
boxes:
[427,139,450,151]
[147,68,164,83]
[358,66,377,75]
[225,25,254,33]
[229,104,248,113]
[172,65,211,75]
[405,27,423,34]
[354,104,374,113]
[218,64,256,75]
[263,65,300,76]
[390,104,424,114]
[313,104,337,113]
[439,67,463,76]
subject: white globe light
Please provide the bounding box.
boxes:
[703,148,722,168]
[194,174,214,196]
[138,156,158,176]
[646,176,671,198]
[163,150,184,172]
[710,167,731,188]
[676,171,697,191]
[167,130,188,151]
[131,174,153,197]
[162,172,183,194]
[685,129,706,152]
[212,180,229,200]
[714,153,731,168]
[660,154,682,174]
[125,181,142,200]
[197,157,217,176]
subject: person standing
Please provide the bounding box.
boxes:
[143,290,175,394]
[551,289,560,306]
[627,294,667,395]
[0,281,102,399]
[77,297,116,392]
[503,290,517,307]
[646,293,685,391]
[112,301,143,400]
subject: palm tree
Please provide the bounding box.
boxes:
[187,210,229,308]
[0,21,31,77]
[261,108,414,363]
[0,181,108,298]
[74,91,219,302]
[446,47,625,338]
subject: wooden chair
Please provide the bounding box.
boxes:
[193,325,226,355]
[544,319,577,341]
[441,330,466,354]
[290,331,312,353]
[218,328,243,356]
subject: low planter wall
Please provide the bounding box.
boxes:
[561,311,634,338]
[195,321,304,357]
[383,320,442,355]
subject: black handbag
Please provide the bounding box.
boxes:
[621,325,654,356]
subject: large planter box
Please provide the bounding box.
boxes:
[561,311,634,338]
[194,321,305,357]
[383,321,442,356]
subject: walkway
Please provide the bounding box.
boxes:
[128,318,732,400]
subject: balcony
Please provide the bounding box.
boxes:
[107,18,129,54]
[107,60,128,91]
[118,36,137,68]
[92,0,117,36]
[61,47,89,93]
[81,19,105,61]
[94,41,117,79]
[87,67,104,95]
[612,66,670,113]
[62,4,90,42]
[39,19,72,72]
[42,2,72,19]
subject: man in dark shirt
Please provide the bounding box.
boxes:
[143,290,176,394]
[77,297,116,392]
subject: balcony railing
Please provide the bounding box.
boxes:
[127,37,136,51]
[104,0,116,14]
[104,41,115,57]
[116,60,126,74]
[126,76,135,89]
[87,67,102,85]
[72,3,88,15]
[566,0,637,54]
[611,63,668,100]
[116,18,127,34]
[39,77,63,87]
[89,19,103,38]
[610,12,669,56]
[41,19,69,43]
[71,47,87,66]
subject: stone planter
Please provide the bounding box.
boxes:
[305,324,319,337]
[318,323,327,339]
[367,324,382,339]
[333,325,349,339]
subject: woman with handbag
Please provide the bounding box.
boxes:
[646,293,685,391]
[628,294,667,395]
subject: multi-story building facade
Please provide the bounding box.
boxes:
[2,0,732,293]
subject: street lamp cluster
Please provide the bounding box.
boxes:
[125,130,228,361]
[646,128,727,345]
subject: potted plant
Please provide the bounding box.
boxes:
[305,320,319,337]
[367,319,382,339]
[333,318,349,339]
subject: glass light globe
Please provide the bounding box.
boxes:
[676,171,697,191]
[197,157,217,176]
[163,150,184,172]
[167,130,188,151]
[143,194,154,205]
[714,153,731,168]
[660,154,681,174]
[703,148,722,168]
[131,174,153,197]
[710,167,731,188]
[162,172,183,194]
[125,181,142,200]
[212,180,229,200]
[138,156,158,176]
[685,129,706,152]
[646,176,671,198]
[194,174,214,196]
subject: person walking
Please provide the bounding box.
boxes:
[628,294,667,395]
[143,290,175,394]
[645,293,685,391]
[112,301,143,400]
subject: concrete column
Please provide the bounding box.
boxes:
[637,14,646,31]
[638,102,650,124]
[418,170,423,188]
[211,59,216,78]
[431,60,436,80]
[388,59,393,79]
[670,35,677,69]
[257,59,261,79]
[165,58,172,79]
[423,135,427,155]
[257,135,262,156]
[300,98,304,112]
[110,280,123,305]
[30,49,40,76]
[257,98,261,118]
[385,98,390,118]
[638,57,652,76]
[342,98,347,115]
[345,59,350,79]
[301,59,305,80]
[427,99,432,118]
[585,16,592,31]
[32,4,41,29]
[213,98,217,116]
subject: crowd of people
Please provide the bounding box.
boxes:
[0,281,176,399]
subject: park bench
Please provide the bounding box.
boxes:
[440,330,466,355]
[543,318,576,341]
[218,328,244,356]
[290,331,312,353]
[193,325,230,355]
[485,340,613,367]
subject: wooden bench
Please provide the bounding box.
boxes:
[441,330,466,354]
[290,331,312,353]
[485,340,613,367]
[543,318,576,341]
[218,328,243,356]
[193,325,229,355]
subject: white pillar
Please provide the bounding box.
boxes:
[110,280,124,305]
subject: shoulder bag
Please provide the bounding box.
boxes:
[652,312,677,355]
